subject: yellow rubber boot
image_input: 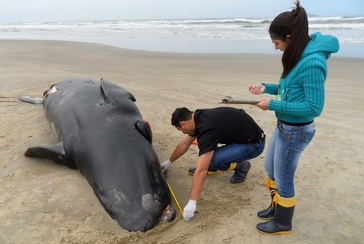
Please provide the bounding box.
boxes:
[257,193,296,235]
[257,178,277,219]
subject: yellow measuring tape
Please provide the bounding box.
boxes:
[166,181,183,215]
[166,140,198,216]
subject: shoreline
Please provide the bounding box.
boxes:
[0,37,363,58]
[0,40,363,243]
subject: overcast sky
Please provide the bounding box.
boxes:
[0,0,363,23]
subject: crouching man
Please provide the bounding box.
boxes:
[161,107,265,222]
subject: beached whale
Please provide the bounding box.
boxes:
[19,78,175,232]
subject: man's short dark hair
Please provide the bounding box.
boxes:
[171,107,193,127]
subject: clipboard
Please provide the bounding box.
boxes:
[220,96,260,105]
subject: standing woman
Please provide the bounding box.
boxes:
[248,1,339,235]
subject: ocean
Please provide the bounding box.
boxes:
[1,16,363,57]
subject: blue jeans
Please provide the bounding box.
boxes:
[264,120,316,198]
[210,137,265,171]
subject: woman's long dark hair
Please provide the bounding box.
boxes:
[269,0,310,77]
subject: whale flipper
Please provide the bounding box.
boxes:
[100,78,136,105]
[24,142,77,169]
[135,119,153,144]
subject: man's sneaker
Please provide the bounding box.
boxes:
[189,165,218,175]
[230,161,251,184]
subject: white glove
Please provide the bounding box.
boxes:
[183,199,197,222]
[161,160,171,173]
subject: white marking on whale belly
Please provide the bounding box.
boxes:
[113,189,129,205]
[141,194,155,211]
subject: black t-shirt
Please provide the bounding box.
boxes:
[193,107,263,156]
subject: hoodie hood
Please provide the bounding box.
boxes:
[302,32,340,59]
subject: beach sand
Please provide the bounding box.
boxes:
[0,40,363,244]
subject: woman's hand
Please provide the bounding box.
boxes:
[255,97,271,111]
[248,84,265,95]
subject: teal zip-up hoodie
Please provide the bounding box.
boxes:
[263,32,339,123]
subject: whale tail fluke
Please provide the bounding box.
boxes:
[18,95,44,105]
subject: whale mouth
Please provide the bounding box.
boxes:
[159,204,176,223]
